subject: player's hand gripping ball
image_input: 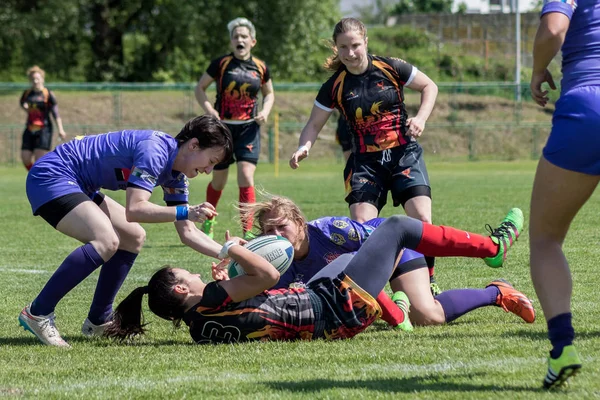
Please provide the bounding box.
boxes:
[228,235,294,278]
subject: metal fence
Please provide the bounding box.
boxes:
[0,81,553,165]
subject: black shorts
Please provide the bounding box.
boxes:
[35,192,105,228]
[308,273,381,340]
[22,127,53,151]
[214,121,260,170]
[343,143,431,211]
[336,118,353,152]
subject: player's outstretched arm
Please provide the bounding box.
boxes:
[289,105,331,169]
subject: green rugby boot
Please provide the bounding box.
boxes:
[430,275,442,296]
[483,208,524,268]
[202,218,216,239]
[391,291,413,332]
[544,345,582,389]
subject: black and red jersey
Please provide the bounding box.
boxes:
[206,54,270,121]
[182,273,381,344]
[315,54,417,153]
[20,88,58,132]
[183,281,315,344]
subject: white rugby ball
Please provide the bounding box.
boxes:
[228,235,294,278]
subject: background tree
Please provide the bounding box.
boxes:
[0,0,339,82]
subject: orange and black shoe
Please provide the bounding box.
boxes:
[486,279,535,323]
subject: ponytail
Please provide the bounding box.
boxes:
[105,286,148,340]
[105,266,188,341]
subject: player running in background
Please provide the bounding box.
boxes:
[195,17,274,239]
[19,65,67,170]
[529,0,599,389]
[19,116,233,348]
[106,209,525,344]
[237,194,533,332]
[289,18,441,295]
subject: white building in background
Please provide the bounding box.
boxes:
[452,0,538,13]
[340,0,538,16]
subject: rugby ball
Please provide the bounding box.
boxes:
[228,235,294,278]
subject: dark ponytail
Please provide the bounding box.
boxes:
[105,266,187,341]
[105,286,148,340]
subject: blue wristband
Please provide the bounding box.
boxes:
[176,205,189,221]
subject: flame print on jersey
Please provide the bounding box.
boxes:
[193,287,315,343]
[333,59,410,153]
[323,275,381,340]
[28,106,45,131]
[216,56,266,120]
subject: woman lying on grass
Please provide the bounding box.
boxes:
[106,211,526,344]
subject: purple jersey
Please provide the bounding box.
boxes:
[275,216,424,289]
[541,0,600,92]
[26,130,189,212]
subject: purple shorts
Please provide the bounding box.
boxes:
[26,151,91,214]
[543,86,600,175]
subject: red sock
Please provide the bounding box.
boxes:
[239,186,256,233]
[25,163,33,171]
[415,223,498,258]
[206,183,222,211]
[425,256,435,278]
[376,291,405,327]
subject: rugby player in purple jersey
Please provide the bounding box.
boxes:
[18,115,233,347]
[529,0,599,388]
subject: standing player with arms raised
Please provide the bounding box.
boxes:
[529,0,599,389]
[19,65,67,170]
[289,18,441,294]
[195,17,274,239]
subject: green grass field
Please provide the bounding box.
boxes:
[0,161,599,399]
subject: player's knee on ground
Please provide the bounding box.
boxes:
[410,301,446,326]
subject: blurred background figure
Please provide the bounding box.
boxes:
[19,65,67,170]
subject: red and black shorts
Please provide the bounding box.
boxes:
[343,142,431,211]
[214,121,260,170]
[22,127,53,151]
[308,273,381,340]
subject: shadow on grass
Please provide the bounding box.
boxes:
[266,373,543,394]
[0,336,193,347]
[502,328,600,341]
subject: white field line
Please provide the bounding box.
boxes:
[0,268,48,274]
[27,355,597,394]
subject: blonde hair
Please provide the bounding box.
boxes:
[227,17,256,39]
[26,65,45,79]
[323,18,368,72]
[238,191,307,237]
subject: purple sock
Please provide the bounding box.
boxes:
[88,250,138,325]
[31,243,104,316]
[435,286,499,323]
[548,313,574,359]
